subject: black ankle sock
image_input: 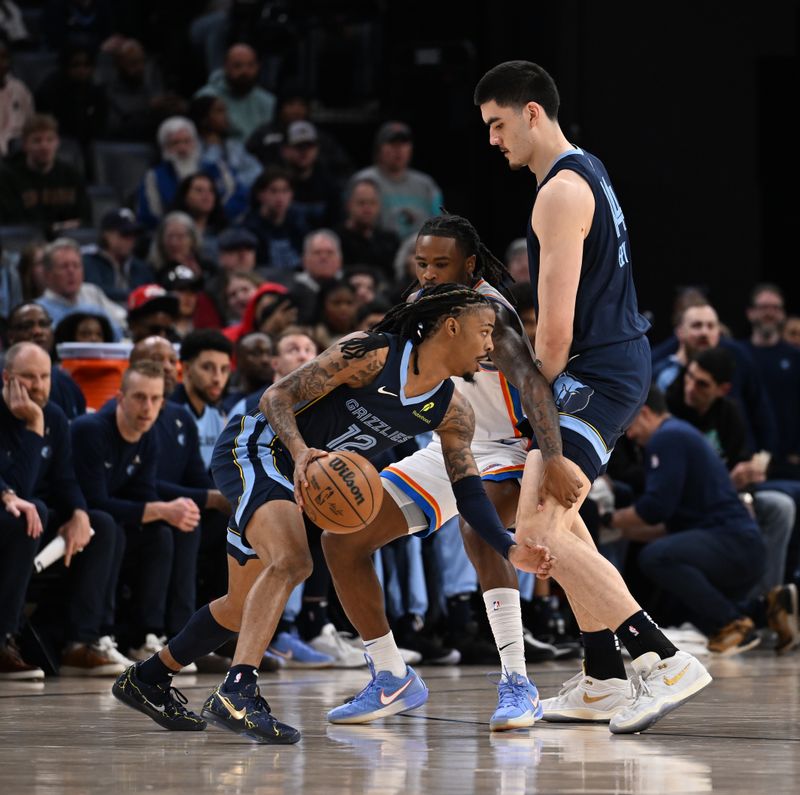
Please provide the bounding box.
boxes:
[615,611,678,660]
[169,605,236,667]
[581,629,627,680]
[137,653,174,686]
[222,664,258,693]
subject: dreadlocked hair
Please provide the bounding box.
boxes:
[402,213,513,301]
[372,283,494,374]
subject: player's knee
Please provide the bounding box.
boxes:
[268,551,313,586]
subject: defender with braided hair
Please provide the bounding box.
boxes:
[111,282,554,743]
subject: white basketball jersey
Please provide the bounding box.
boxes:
[439,278,527,443]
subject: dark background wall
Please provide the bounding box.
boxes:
[359,0,797,343]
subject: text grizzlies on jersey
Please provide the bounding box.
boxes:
[344,398,412,443]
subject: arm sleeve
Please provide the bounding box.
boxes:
[452,475,514,559]
[633,433,687,525]
[71,418,148,524]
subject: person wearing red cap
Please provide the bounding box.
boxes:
[126,284,180,344]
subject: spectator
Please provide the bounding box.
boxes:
[35,237,126,335]
[221,281,295,344]
[3,301,86,420]
[742,283,800,480]
[35,43,108,152]
[127,337,230,644]
[81,209,155,304]
[54,309,114,344]
[1,341,129,676]
[157,263,205,339]
[608,386,767,655]
[14,240,47,302]
[0,35,34,156]
[1,237,23,322]
[355,297,390,332]
[0,2,28,45]
[352,120,443,240]
[42,0,115,53]
[335,177,401,281]
[279,120,342,230]
[226,327,317,419]
[0,114,91,233]
[148,211,214,280]
[508,282,537,348]
[125,284,179,344]
[312,278,357,349]
[136,116,245,230]
[223,331,273,413]
[653,301,777,455]
[195,43,276,141]
[100,38,187,141]
[504,238,530,284]
[291,229,344,325]
[344,264,383,309]
[242,166,308,271]
[223,271,262,327]
[216,227,259,276]
[784,315,800,348]
[71,360,201,660]
[189,94,262,191]
[170,329,232,469]
[666,347,797,640]
[169,173,228,261]
[246,91,354,185]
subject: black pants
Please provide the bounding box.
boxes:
[0,499,47,637]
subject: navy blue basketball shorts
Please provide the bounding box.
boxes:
[211,418,296,566]
[528,336,651,482]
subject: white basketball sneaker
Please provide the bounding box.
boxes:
[541,672,633,723]
[609,650,712,734]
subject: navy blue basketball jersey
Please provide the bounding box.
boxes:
[526,147,650,354]
[212,333,455,488]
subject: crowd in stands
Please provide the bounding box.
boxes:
[1,1,798,680]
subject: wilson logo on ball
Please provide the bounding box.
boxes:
[329,456,366,506]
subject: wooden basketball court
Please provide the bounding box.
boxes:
[2,653,798,794]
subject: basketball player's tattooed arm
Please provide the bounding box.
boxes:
[438,391,554,575]
[489,304,582,508]
[260,332,389,506]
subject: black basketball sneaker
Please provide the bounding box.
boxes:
[112,663,206,730]
[201,683,301,744]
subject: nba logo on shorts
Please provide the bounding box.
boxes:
[492,600,501,611]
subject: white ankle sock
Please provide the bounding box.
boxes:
[483,587,527,677]
[363,631,406,677]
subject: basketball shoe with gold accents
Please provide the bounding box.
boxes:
[609,651,712,734]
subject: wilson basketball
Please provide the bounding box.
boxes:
[300,450,384,534]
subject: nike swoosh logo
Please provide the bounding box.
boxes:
[498,642,517,652]
[663,663,691,687]
[582,692,611,704]
[379,678,414,705]
[217,692,247,721]
[269,648,293,660]
[377,386,398,397]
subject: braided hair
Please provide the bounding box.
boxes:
[372,283,494,374]
[407,213,513,298]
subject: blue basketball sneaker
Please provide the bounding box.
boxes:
[202,682,301,744]
[489,670,543,731]
[327,658,428,724]
[268,630,334,668]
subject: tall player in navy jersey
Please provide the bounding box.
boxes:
[475,61,712,734]
[112,284,555,744]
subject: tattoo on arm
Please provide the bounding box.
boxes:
[260,339,388,453]
[489,304,564,459]
[438,393,480,482]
